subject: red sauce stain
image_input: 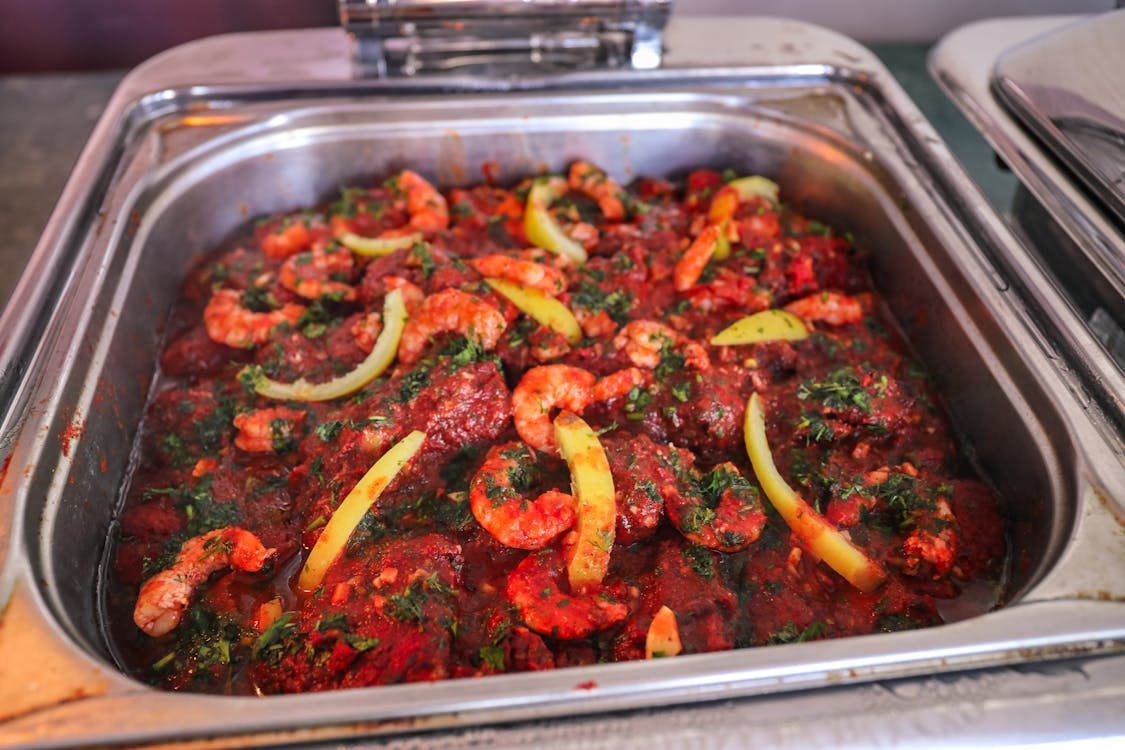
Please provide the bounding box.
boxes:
[480,161,501,185]
[58,417,86,458]
[0,453,11,486]
[127,208,141,238]
[100,454,108,473]
[573,681,598,691]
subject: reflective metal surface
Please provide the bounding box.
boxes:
[931,15,1125,436]
[1,16,1123,749]
[992,10,1125,228]
[339,0,672,76]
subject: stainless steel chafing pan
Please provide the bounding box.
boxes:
[1,14,1123,749]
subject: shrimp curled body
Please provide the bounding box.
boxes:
[470,442,576,549]
[512,365,645,454]
[388,169,450,235]
[614,320,710,371]
[279,246,356,301]
[203,289,305,349]
[469,254,567,296]
[133,527,275,637]
[506,548,628,640]
[783,292,864,327]
[233,407,307,453]
[398,288,508,364]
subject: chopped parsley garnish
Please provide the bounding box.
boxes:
[682,544,716,580]
[479,644,506,671]
[797,367,873,413]
[768,621,826,644]
[253,613,296,663]
[411,242,436,279]
[571,280,632,323]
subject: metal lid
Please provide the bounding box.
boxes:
[992,9,1125,229]
[338,0,672,77]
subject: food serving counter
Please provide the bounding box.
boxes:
[0,4,1123,748]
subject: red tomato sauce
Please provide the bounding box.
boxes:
[105,165,1008,694]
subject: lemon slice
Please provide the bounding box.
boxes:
[525,178,588,264]
[744,393,886,592]
[249,288,406,402]
[485,278,582,344]
[554,410,615,592]
[711,309,808,346]
[297,430,425,593]
[339,231,422,257]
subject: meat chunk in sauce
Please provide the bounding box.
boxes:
[107,165,1008,695]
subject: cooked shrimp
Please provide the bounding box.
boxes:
[512,365,596,454]
[505,548,629,640]
[573,307,618,338]
[518,246,576,271]
[383,275,425,314]
[784,291,864,326]
[528,328,572,363]
[707,185,741,225]
[512,365,644,453]
[279,246,356,301]
[397,288,507,364]
[386,169,449,235]
[568,161,626,221]
[613,320,710,371]
[203,288,305,349]
[567,221,600,249]
[674,224,724,292]
[261,220,312,260]
[470,442,577,549]
[355,277,424,352]
[664,463,766,552]
[133,527,275,637]
[591,367,646,402]
[232,407,306,453]
[903,497,958,578]
[352,312,383,353]
[468,254,567,296]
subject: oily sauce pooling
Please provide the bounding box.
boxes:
[107,163,1007,693]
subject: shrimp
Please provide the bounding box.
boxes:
[203,288,305,349]
[383,275,425,314]
[468,254,567,296]
[784,291,864,326]
[352,311,383,353]
[279,246,356,301]
[512,365,596,454]
[902,497,959,578]
[133,527,275,637]
[385,169,449,235]
[592,366,646,401]
[505,548,629,640]
[674,224,724,292]
[512,365,645,453]
[470,442,577,549]
[261,219,312,259]
[232,407,306,452]
[573,307,618,339]
[568,161,626,221]
[354,276,425,351]
[664,463,767,552]
[397,288,508,364]
[613,320,710,371]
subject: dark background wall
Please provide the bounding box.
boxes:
[0,0,337,73]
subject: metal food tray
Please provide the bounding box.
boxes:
[1,16,1123,749]
[930,13,1125,427]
